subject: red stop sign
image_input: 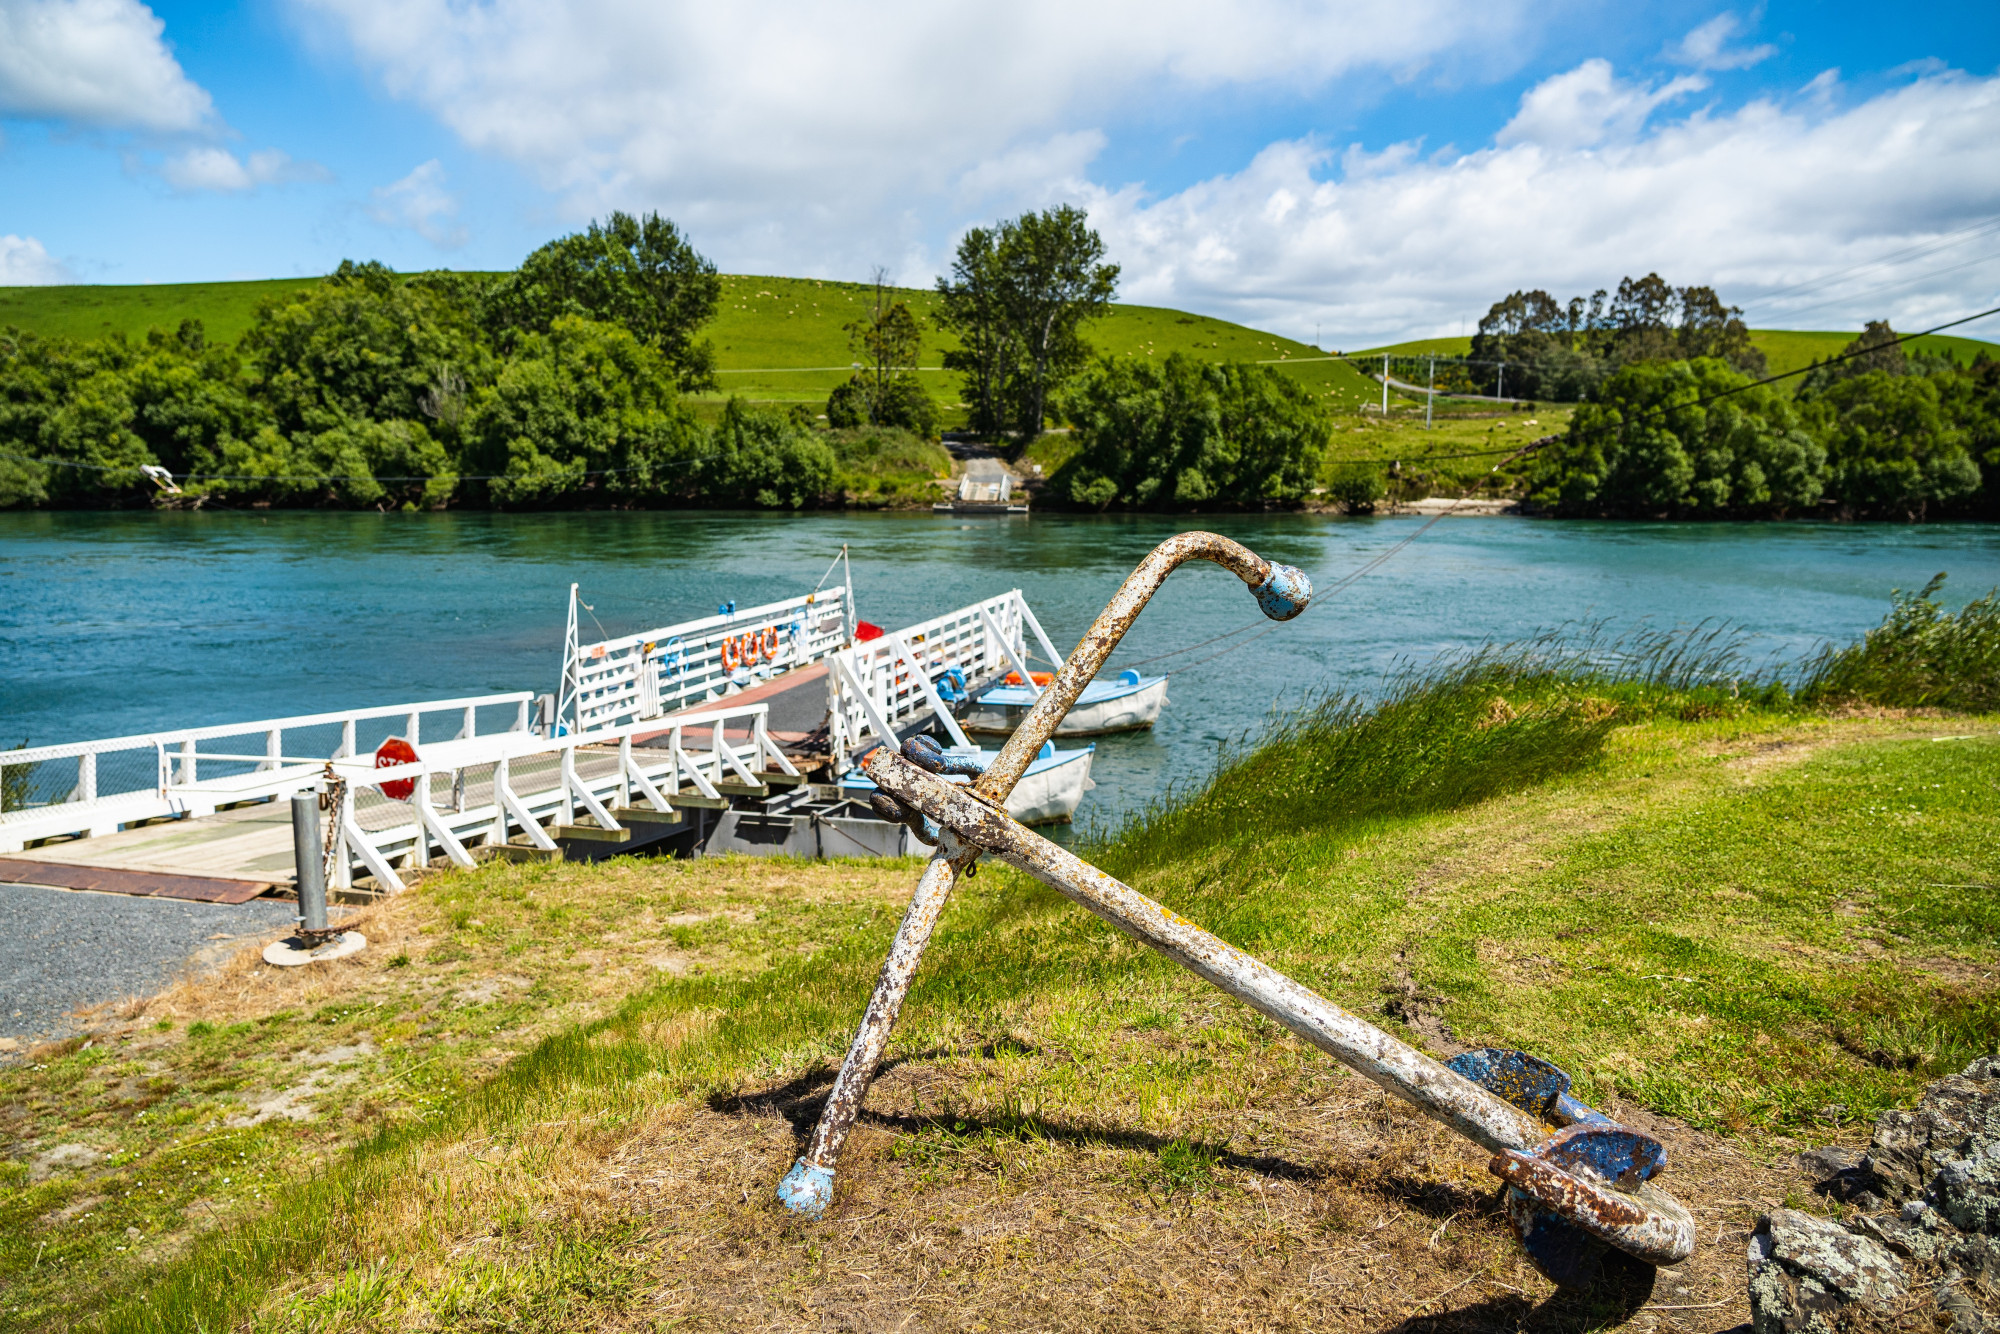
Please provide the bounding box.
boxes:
[374,736,419,801]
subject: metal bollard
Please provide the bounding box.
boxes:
[778,532,1311,1219]
[290,790,328,935]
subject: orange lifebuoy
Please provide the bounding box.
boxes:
[742,633,763,667]
[720,637,741,671]
[760,626,779,659]
[1004,671,1055,686]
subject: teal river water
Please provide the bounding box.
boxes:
[4,511,1998,833]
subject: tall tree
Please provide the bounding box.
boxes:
[996,206,1119,436]
[827,270,936,435]
[934,227,1015,434]
[485,212,722,391]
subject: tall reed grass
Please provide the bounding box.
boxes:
[1800,574,2000,711]
[1092,624,1768,875]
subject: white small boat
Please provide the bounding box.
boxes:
[840,741,1095,825]
[959,669,1169,737]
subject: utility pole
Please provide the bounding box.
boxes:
[1426,356,1435,430]
[1497,363,1505,401]
[1381,353,1389,416]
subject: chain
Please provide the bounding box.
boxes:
[307,766,350,938]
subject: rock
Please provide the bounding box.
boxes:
[1798,1145,1875,1201]
[1864,1055,2000,1222]
[1937,1276,1986,1334]
[1747,1209,1907,1334]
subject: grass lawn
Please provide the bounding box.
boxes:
[6,677,1994,1331]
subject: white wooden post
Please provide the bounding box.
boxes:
[77,752,96,803]
[514,698,530,733]
[406,711,420,745]
[179,737,196,785]
[458,705,475,740]
[336,718,356,759]
[491,756,512,847]
[617,735,634,806]
[332,784,354,890]
[411,771,431,868]
[711,720,726,785]
[558,746,576,825]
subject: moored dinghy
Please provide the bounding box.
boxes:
[958,667,1168,736]
[840,740,1094,826]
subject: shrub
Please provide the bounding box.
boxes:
[699,399,836,508]
[1800,574,2000,711]
[1806,372,1980,519]
[1529,358,1824,517]
[1052,354,1329,509]
[1322,461,1385,514]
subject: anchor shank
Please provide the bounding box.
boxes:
[868,753,1549,1157]
[974,532,1303,804]
[805,841,976,1167]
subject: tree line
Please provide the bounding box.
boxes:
[0,214,852,509]
[1520,315,2000,520]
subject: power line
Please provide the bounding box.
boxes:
[1754,215,2000,307]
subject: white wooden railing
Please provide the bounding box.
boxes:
[558,581,854,734]
[826,589,1062,763]
[319,704,798,892]
[0,694,534,853]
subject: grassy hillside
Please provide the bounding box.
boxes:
[700,274,1381,412]
[0,278,324,345]
[8,652,1995,1331]
[1354,329,1999,376]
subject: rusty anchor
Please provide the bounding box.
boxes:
[777,533,1695,1289]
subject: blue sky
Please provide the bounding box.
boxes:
[1,0,1996,344]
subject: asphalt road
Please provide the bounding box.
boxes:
[0,883,297,1045]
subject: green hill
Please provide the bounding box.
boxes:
[0,277,324,345]
[2,274,1987,420]
[1354,329,1998,377]
[657,274,1386,410]
[0,274,1377,417]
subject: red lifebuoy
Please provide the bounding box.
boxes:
[1004,671,1056,687]
[374,736,418,801]
[721,637,741,671]
[760,626,779,660]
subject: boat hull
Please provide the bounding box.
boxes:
[840,746,1094,825]
[960,677,1168,737]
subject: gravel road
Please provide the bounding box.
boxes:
[0,883,297,1045]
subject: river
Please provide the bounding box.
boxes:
[4,510,1997,834]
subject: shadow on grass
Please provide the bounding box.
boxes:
[1381,1250,1659,1333]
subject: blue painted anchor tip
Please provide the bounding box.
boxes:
[776,1158,835,1218]
[1253,563,1312,621]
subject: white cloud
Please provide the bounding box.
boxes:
[1497,59,1707,149]
[292,0,1532,273]
[0,0,214,132]
[1080,67,2000,344]
[368,159,466,248]
[1668,13,1777,72]
[161,146,326,192]
[0,234,73,284]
